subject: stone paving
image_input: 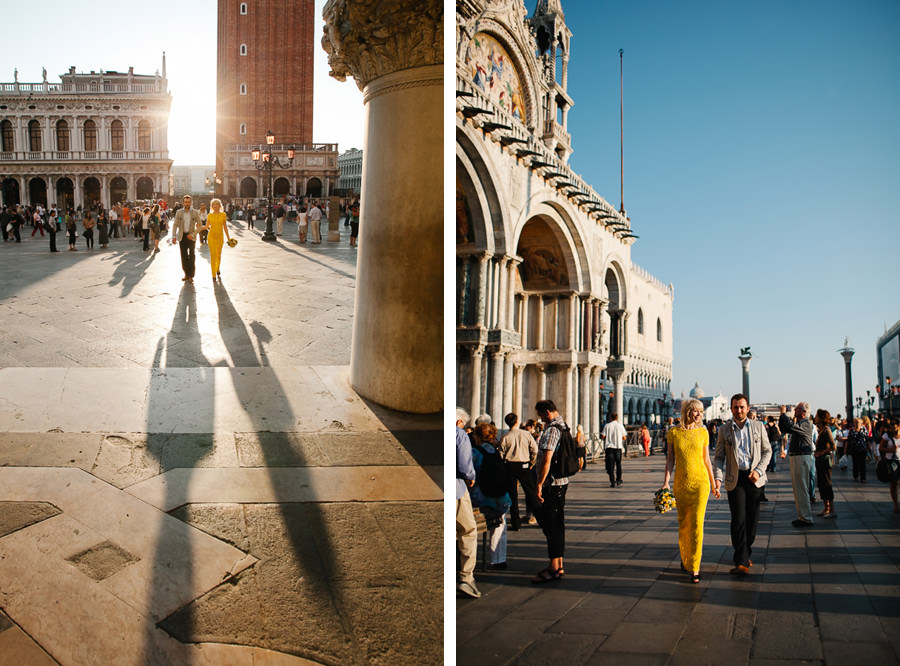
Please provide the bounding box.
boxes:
[457,454,900,665]
[0,220,442,666]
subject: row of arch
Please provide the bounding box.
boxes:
[237,176,323,199]
[1,118,152,153]
[1,176,154,209]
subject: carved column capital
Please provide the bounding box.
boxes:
[322,0,443,92]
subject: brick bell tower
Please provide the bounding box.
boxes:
[216,0,315,192]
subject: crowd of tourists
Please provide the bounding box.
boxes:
[456,396,900,598]
[1,195,362,252]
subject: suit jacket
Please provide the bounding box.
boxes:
[172,208,200,242]
[714,419,772,491]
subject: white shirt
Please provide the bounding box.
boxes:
[601,420,627,450]
[731,420,751,470]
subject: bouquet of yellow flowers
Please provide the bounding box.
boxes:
[653,487,676,514]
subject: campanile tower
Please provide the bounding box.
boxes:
[216,0,315,184]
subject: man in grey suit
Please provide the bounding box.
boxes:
[714,393,772,575]
[171,195,201,283]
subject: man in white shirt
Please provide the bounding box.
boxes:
[601,412,627,487]
[308,203,323,244]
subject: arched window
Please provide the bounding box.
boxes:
[240,83,247,95]
[1,120,14,152]
[240,2,247,14]
[240,44,247,56]
[137,120,151,151]
[637,308,644,335]
[239,123,247,135]
[83,119,98,151]
[28,120,42,152]
[657,318,662,342]
[56,120,70,151]
[110,119,125,151]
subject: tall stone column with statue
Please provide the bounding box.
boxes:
[322,0,442,413]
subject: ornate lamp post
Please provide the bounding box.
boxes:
[251,131,295,241]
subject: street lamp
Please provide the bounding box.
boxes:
[250,130,296,241]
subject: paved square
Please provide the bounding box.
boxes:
[1,221,442,666]
[457,454,900,665]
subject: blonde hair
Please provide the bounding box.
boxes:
[681,398,704,425]
[210,198,222,210]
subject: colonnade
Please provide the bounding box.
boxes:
[2,170,168,208]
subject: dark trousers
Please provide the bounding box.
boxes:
[851,450,867,481]
[605,448,622,484]
[727,470,763,567]
[48,230,56,252]
[179,237,196,277]
[537,483,567,559]
[815,456,834,501]
[505,461,537,529]
[142,228,150,251]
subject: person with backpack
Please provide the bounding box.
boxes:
[531,399,583,584]
[471,422,511,570]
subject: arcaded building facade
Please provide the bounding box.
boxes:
[216,0,338,200]
[456,0,674,439]
[0,66,171,209]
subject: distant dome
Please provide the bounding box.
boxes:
[689,382,705,399]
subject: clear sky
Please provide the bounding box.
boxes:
[1,0,364,165]
[558,0,900,416]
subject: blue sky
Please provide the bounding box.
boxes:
[559,0,900,415]
[1,0,363,165]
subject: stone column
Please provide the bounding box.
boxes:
[590,369,601,438]
[739,352,752,403]
[323,0,441,412]
[563,365,574,423]
[535,296,545,351]
[73,177,82,209]
[497,256,509,330]
[567,293,577,351]
[513,363,526,418]
[470,348,483,421]
[475,252,490,328]
[490,350,504,422]
[457,255,470,326]
[536,364,548,402]
[506,258,519,331]
[580,365,590,433]
[502,352,514,418]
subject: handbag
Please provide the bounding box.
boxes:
[876,458,898,484]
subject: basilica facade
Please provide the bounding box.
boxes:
[456,0,674,439]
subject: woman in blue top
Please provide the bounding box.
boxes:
[471,422,512,569]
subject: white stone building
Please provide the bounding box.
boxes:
[337,147,362,195]
[456,0,674,438]
[0,64,172,209]
[172,165,216,197]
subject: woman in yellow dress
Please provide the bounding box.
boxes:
[201,198,231,282]
[663,398,719,583]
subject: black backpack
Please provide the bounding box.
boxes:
[549,422,584,479]
[474,444,509,497]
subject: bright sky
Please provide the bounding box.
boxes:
[561,0,900,415]
[2,0,364,165]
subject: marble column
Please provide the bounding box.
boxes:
[590,369,601,438]
[506,258,519,331]
[470,348,483,422]
[536,364,548,402]
[323,0,441,412]
[535,296,545,351]
[563,365,574,423]
[457,256,470,326]
[475,252,490,328]
[502,352,514,418]
[497,256,509,330]
[568,293,577,351]
[513,363,526,419]
[490,350,504,421]
[613,374,625,426]
[580,365,590,433]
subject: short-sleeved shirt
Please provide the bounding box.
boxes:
[601,420,627,450]
[539,416,569,486]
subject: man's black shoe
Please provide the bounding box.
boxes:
[792,519,813,527]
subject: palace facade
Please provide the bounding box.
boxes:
[0,65,172,209]
[456,0,674,438]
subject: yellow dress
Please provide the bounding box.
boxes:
[206,212,227,277]
[667,426,710,572]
